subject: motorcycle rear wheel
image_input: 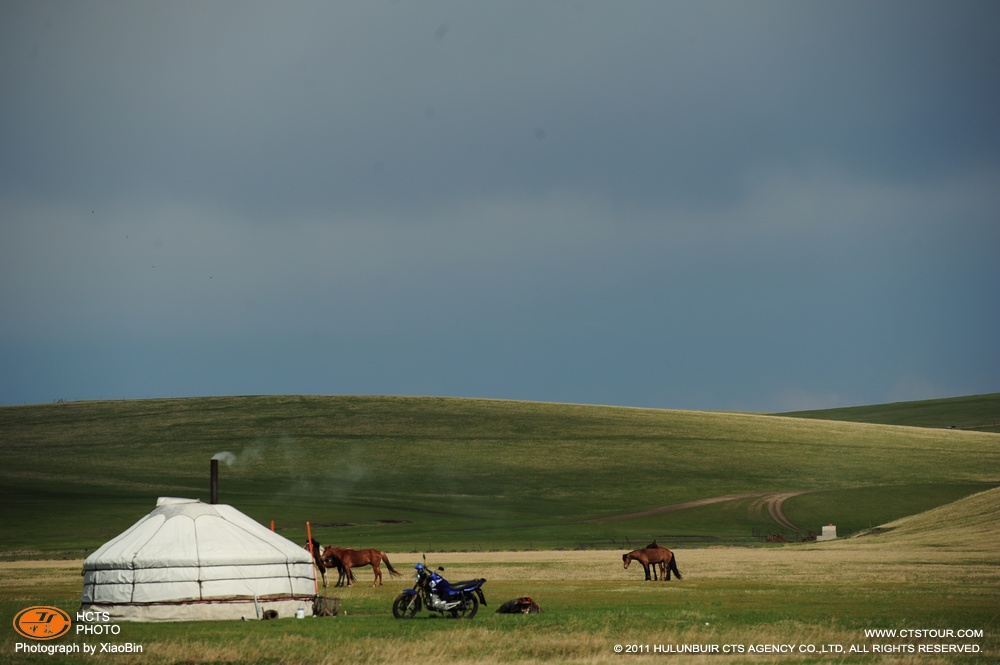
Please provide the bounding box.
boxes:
[392,593,421,619]
[451,592,479,619]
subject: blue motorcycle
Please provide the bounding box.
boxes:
[392,561,487,619]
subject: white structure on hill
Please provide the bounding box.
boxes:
[81,497,315,621]
[816,524,838,541]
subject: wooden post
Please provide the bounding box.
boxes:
[306,521,318,594]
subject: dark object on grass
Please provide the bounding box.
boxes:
[313,596,340,617]
[496,597,542,614]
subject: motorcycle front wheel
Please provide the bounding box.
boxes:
[392,593,421,619]
[451,592,479,619]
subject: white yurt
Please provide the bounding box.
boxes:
[81,498,315,621]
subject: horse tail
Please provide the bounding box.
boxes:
[382,552,402,576]
[669,553,682,580]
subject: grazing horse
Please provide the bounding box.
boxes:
[321,546,402,587]
[623,541,683,581]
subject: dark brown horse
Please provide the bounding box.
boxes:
[622,541,682,581]
[305,538,328,587]
[322,546,402,587]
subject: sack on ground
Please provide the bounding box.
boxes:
[496,597,542,614]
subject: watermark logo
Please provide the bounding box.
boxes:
[12,606,72,641]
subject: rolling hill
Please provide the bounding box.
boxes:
[846,485,1000,550]
[1,394,998,557]
[779,392,1000,432]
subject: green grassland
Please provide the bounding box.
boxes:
[1,487,998,664]
[1,394,999,664]
[2,394,998,555]
[780,392,1000,432]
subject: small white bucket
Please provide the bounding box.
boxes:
[295,608,305,619]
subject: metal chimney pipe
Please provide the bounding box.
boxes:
[210,458,219,504]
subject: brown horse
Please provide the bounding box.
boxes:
[622,541,682,581]
[306,538,354,587]
[322,546,402,587]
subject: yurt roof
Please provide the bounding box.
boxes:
[84,497,311,569]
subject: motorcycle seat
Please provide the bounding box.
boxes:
[448,578,486,591]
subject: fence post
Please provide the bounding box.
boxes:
[306,521,318,595]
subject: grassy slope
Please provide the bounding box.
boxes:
[2,488,998,664]
[2,395,998,555]
[847,484,1000,549]
[779,392,1000,432]
[2,403,999,664]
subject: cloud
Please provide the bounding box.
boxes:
[3,162,995,345]
[2,1,997,409]
[6,1,997,220]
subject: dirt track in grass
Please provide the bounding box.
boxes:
[585,490,813,531]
